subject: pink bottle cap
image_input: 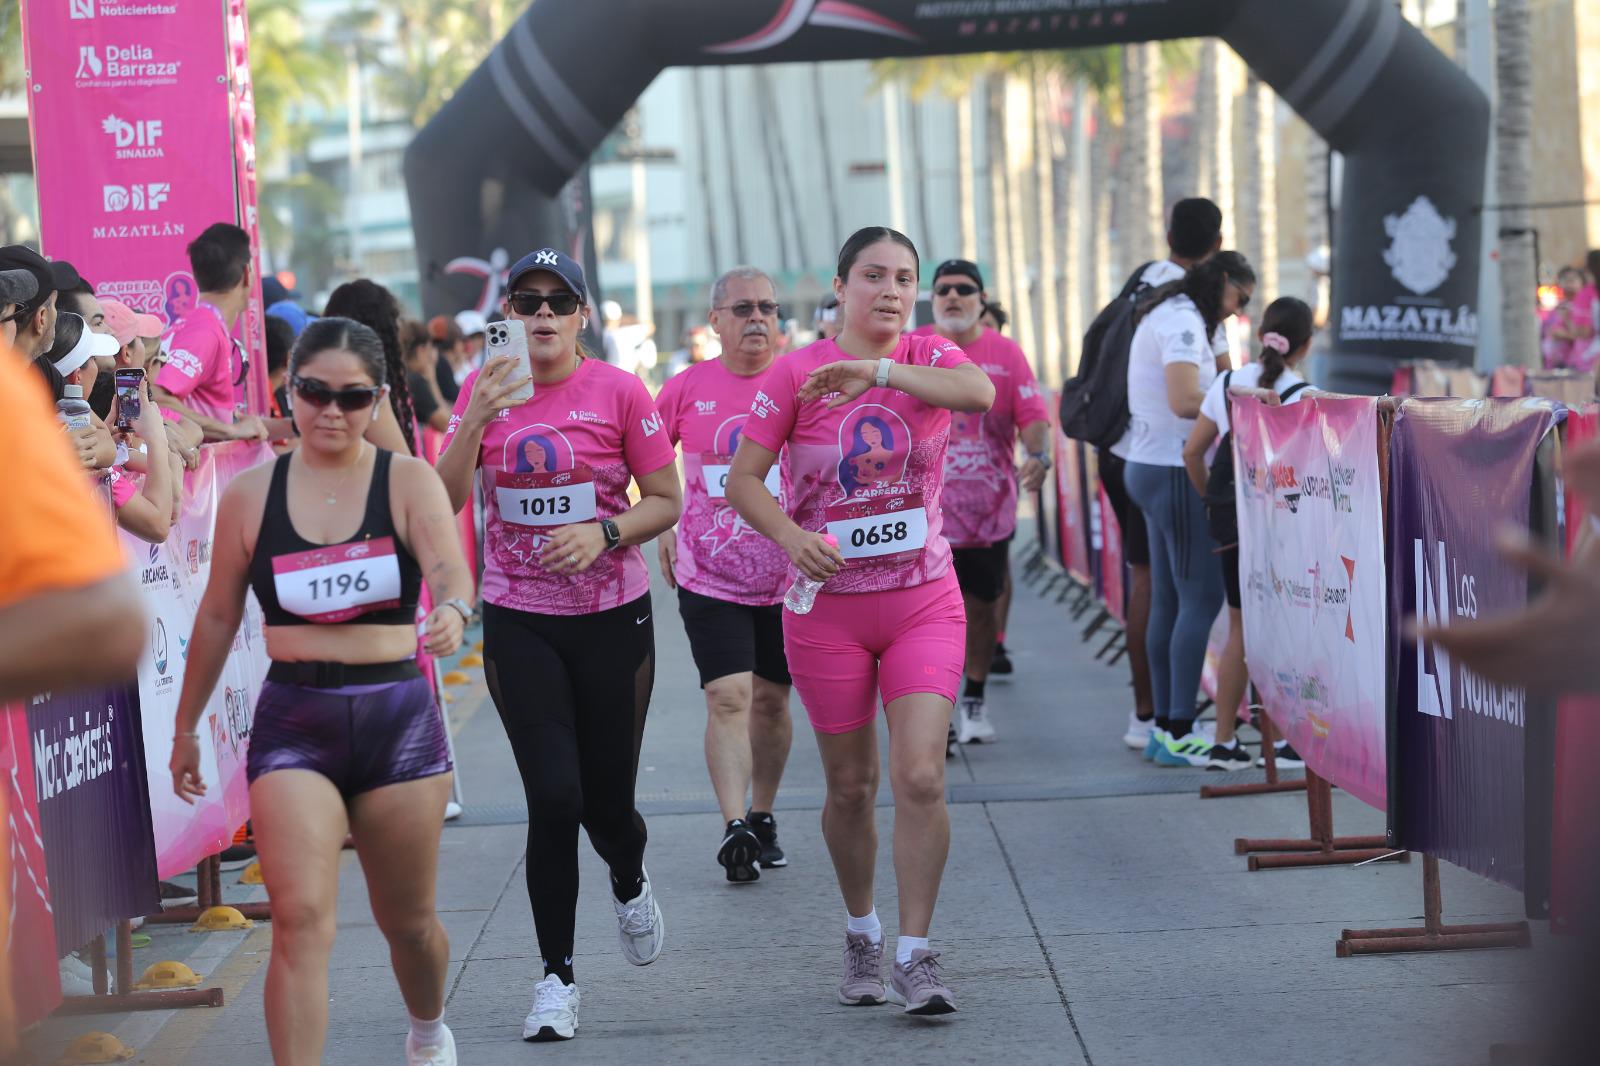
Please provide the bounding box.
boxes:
[822,534,839,548]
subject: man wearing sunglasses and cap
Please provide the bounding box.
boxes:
[913,259,1050,748]
[0,245,59,360]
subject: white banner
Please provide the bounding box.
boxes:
[126,442,272,879]
[1234,397,1388,811]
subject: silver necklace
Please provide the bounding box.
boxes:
[308,442,367,505]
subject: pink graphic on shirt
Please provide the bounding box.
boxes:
[443,358,677,616]
[741,333,971,594]
[656,358,790,605]
[154,300,238,421]
[913,326,1048,546]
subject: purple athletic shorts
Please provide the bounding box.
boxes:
[247,671,452,797]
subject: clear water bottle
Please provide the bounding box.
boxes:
[784,534,839,615]
[56,384,92,432]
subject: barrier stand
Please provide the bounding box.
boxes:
[144,854,271,925]
[1235,769,1406,870]
[1336,854,1531,956]
[1201,695,1308,800]
[53,919,224,1014]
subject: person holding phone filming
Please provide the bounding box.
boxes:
[434,248,681,1044]
[168,317,474,1066]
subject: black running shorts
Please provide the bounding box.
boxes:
[1096,449,1150,568]
[951,534,1012,603]
[676,587,792,688]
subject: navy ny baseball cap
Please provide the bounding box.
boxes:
[507,247,587,301]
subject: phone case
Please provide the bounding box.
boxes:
[485,320,534,402]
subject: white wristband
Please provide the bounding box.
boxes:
[874,357,893,389]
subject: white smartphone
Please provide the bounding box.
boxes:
[485,319,534,402]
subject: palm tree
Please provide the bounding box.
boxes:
[1495,0,1537,366]
[1121,43,1165,270]
[1192,40,1235,241]
[1239,71,1279,297]
[1031,64,1061,383]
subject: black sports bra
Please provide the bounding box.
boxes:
[248,449,423,627]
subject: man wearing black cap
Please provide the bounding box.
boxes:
[0,267,39,350]
[914,259,1051,747]
[0,245,58,360]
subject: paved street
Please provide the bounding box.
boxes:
[25,548,1545,1065]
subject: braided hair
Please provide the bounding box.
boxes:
[323,279,417,456]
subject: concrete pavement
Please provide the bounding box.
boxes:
[24,548,1547,1064]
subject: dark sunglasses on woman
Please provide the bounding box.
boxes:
[507,291,582,316]
[291,375,383,412]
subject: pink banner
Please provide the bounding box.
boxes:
[1054,426,1092,584]
[1097,481,1124,626]
[0,704,61,1029]
[21,0,268,413]
[1234,396,1389,810]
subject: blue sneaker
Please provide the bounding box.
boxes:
[1154,731,1212,767]
[1142,728,1168,761]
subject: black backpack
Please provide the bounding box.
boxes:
[1058,262,1156,448]
[1205,371,1312,546]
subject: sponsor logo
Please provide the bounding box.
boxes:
[98,278,167,317]
[102,114,164,159]
[1339,303,1478,348]
[71,0,179,17]
[567,409,607,426]
[752,391,780,420]
[92,221,186,240]
[640,412,664,437]
[103,182,170,213]
[75,44,182,87]
[1299,460,1356,513]
[1309,557,1357,643]
[139,560,171,587]
[185,537,211,574]
[551,472,573,486]
[1384,196,1456,296]
[346,542,371,558]
[1412,537,1524,726]
[533,248,559,266]
[695,399,717,415]
[152,618,168,675]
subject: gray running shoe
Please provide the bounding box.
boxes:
[837,932,887,1006]
[888,949,957,1015]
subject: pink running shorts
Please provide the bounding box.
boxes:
[782,570,966,734]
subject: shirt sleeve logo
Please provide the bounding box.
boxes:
[640,412,664,437]
[166,348,202,379]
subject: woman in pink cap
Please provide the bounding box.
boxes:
[727,226,993,1017]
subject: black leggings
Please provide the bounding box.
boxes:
[482,594,655,982]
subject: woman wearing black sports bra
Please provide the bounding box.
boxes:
[169,318,474,1066]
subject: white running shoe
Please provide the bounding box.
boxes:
[406,1024,458,1064]
[1122,711,1155,750]
[956,696,997,744]
[523,976,579,1041]
[613,868,665,965]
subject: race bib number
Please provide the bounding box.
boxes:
[700,453,780,500]
[495,467,597,528]
[271,537,402,624]
[825,493,929,562]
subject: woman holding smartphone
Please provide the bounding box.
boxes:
[727,227,994,1017]
[434,248,681,1044]
[169,317,474,1066]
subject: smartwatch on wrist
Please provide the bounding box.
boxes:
[874,357,894,389]
[442,597,473,623]
[600,518,622,550]
[1029,450,1052,470]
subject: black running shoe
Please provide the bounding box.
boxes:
[1257,741,1307,769]
[946,723,958,759]
[746,810,787,868]
[717,819,761,884]
[990,642,1014,677]
[1205,742,1254,772]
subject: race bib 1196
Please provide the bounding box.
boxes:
[271,537,403,624]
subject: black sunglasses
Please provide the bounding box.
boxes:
[1228,278,1251,311]
[291,375,383,412]
[507,291,582,316]
[934,283,980,298]
[715,300,781,318]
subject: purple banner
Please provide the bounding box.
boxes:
[1388,398,1558,890]
[27,684,160,955]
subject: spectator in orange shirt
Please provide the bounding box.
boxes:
[0,343,144,701]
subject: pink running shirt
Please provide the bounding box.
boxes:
[442,357,677,616]
[741,333,972,594]
[913,326,1049,546]
[153,301,239,421]
[655,358,792,606]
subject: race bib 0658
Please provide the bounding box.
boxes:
[825,492,928,562]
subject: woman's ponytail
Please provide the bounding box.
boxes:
[1254,297,1314,389]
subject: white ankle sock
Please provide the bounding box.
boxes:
[409,1013,445,1046]
[846,908,882,945]
[895,935,929,965]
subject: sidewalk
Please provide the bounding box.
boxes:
[24,556,1545,1064]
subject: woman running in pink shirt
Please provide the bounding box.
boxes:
[728,227,994,1017]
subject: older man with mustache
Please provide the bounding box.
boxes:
[655,267,798,883]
